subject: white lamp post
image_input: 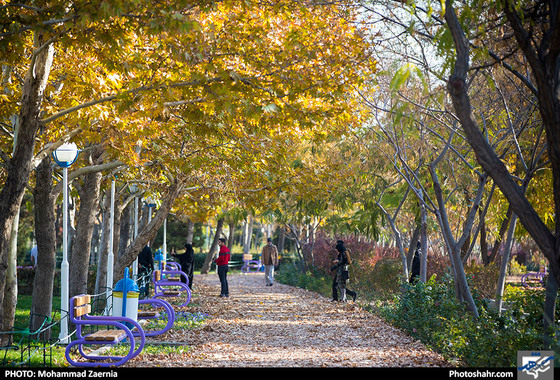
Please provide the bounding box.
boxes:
[145,196,160,259]
[163,218,167,259]
[52,142,79,344]
[145,196,156,223]
[104,178,116,316]
[128,184,139,279]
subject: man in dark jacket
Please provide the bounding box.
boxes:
[139,245,154,271]
[172,243,195,289]
[409,241,421,284]
[138,245,154,297]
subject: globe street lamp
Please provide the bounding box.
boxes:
[52,142,79,344]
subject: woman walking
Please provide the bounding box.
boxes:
[331,240,357,302]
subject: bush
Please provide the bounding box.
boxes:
[378,274,552,366]
[309,234,404,299]
[465,262,500,299]
[276,263,332,298]
[353,257,403,299]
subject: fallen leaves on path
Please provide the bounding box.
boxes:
[128,273,449,368]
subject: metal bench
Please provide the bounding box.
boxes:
[152,269,191,307]
[521,268,547,288]
[136,298,175,337]
[241,254,263,273]
[65,294,145,367]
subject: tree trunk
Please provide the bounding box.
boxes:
[201,218,224,274]
[406,224,421,273]
[243,215,254,255]
[486,207,513,266]
[479,210,488,265]
[118,202,132,259]
[69,149,103,298]
[377,201,408,279]
[227,222,235,249]
[495,213,518,314]
[3,210,19,336]
[420,202,428,283]
[430,164,481,317]
[543,270,558,349]
[288,224,306,272]
[444,0,560,280]
[0,34,54,331]
[277,226,285,255]
[95,189,112,302]
[186,219,194,244]
[113,176,185,281]
[30,157,57,338]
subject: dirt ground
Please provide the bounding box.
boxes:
[126,272,449,368]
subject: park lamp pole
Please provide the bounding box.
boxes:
[145,196,164,260]
[52,142,79,344]
[145,196,156,224]
[163,218,167,260]
[128,184,139,279]
[104,177,116,316]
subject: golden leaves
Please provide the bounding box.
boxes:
[2,0,377,219]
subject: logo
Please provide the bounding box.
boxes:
[518,351,554,380]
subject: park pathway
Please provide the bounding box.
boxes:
[127,272,449,368]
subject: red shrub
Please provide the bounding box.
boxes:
[310,232,399,275]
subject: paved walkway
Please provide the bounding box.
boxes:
[127,272,449,368]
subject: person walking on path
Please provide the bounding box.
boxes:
[331,240,357,302]
[214,238,230,297]
[261,238,279,286]
[172,243,195,289]
[30,245,37,268]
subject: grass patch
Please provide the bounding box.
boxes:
[147,310,208,331]
[102,342,192,358]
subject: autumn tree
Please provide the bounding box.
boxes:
[357,0,559,341]
[1,0,375,331]
[439,0,560,344]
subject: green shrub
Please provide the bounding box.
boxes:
[378,274,553,366]
[355,257,404,299]
[465,262,500,299]
[276,263,332,298]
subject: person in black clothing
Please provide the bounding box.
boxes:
[409,241,421,284]
[138,245,154,297]
[331,240,357,302]
[139,245,154,271]
[172,243,195,289]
